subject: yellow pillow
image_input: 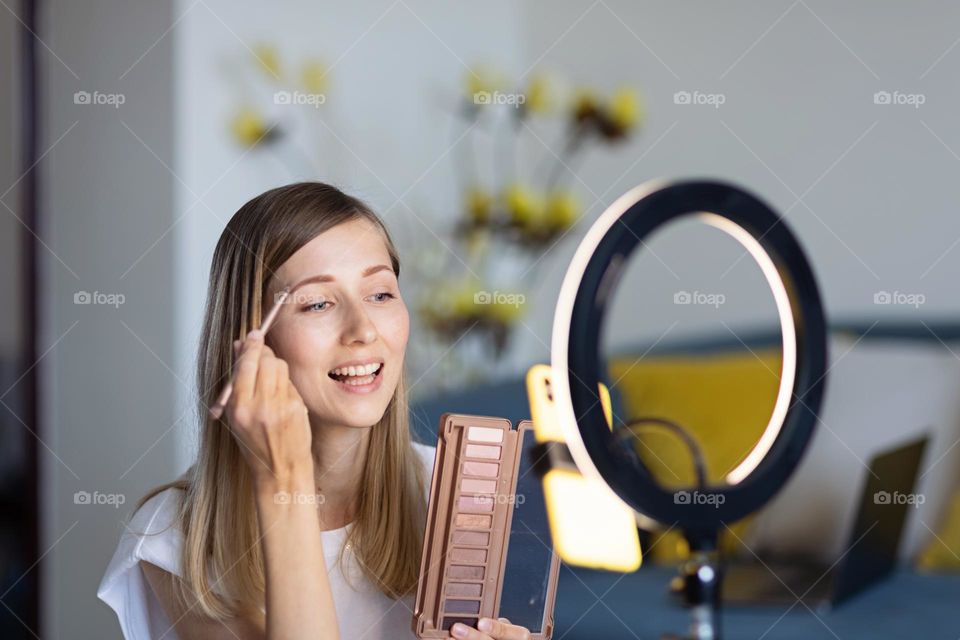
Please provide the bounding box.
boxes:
[609,348,783,562]
[917,491,960,572]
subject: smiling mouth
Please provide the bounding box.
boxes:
[327,362,384,386]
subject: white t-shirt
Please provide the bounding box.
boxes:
[98,442,436,640]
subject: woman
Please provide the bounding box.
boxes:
[98,182,531,640]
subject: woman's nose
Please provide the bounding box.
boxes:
[339,301,377,345]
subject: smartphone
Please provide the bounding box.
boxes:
[525,364,642,572]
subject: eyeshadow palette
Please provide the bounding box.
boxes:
[412,414,560,639]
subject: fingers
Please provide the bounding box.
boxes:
[254,344,279,399]
[273,357,289,398]
[470,618,530,640]
[231,330,265,409]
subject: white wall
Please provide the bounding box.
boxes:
[515,1,960,355]
[41,1,177,637]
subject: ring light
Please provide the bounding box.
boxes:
[549,179,828,529]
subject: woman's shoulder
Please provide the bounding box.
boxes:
[129,485,186,542]
[97,482,189,637]
[102,483,188,586]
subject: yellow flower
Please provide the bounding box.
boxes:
[545,190,581,230]
[229,108,276,147]
[502,183,545,229]
[608,86,642,132]
[301,59,328,94]
[466,66,506,104]
[451,287,478,317]
[572,88,600,122]
[464,186,494,225]
[524,74,553,115]
[252,43,282,80]
[485,295,525,323]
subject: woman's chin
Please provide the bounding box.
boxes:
[309,405,389,430]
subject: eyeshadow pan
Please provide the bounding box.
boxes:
[452,530,489,546]
[446,582,483,597]
[442,617,476,631]
[458,495,494,513]
[463,461,499,477]
[461,478,496,493]
[455,513,492,528]
[445,599,481,614]
[465,444,501,459]
[447,565,484,579]
[451,548,487,563]
[468,426,504,443]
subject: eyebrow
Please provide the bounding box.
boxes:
[287,264,395,292]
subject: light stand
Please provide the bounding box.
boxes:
[548,180,828,640]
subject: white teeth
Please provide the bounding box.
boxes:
[330,362,382,378]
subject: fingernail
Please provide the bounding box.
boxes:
[233,340,241,351]
[248,329,264,340]
[478,619,493,632]
[451,623,468,638]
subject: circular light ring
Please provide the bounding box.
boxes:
[550,180,828,527]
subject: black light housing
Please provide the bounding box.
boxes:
[549,178,828,532]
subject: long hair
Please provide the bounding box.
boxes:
[138,182,427,618]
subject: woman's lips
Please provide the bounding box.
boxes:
[327,363,385,394]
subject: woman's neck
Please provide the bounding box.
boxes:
[308,420,370,531]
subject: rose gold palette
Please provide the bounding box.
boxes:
[412,414,560,639]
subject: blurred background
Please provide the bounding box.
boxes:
[5,1,960,637]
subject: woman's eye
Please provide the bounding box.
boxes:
[303,301,330,312]
[370,292,396,303]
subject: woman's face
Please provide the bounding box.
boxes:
[265,218,409,429]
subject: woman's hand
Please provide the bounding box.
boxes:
[225,330,340,639]
[224,329,313,489]
[451,618,531,640]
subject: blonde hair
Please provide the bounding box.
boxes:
[138,182,427,618]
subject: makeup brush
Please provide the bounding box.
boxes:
[209,287,290,420]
